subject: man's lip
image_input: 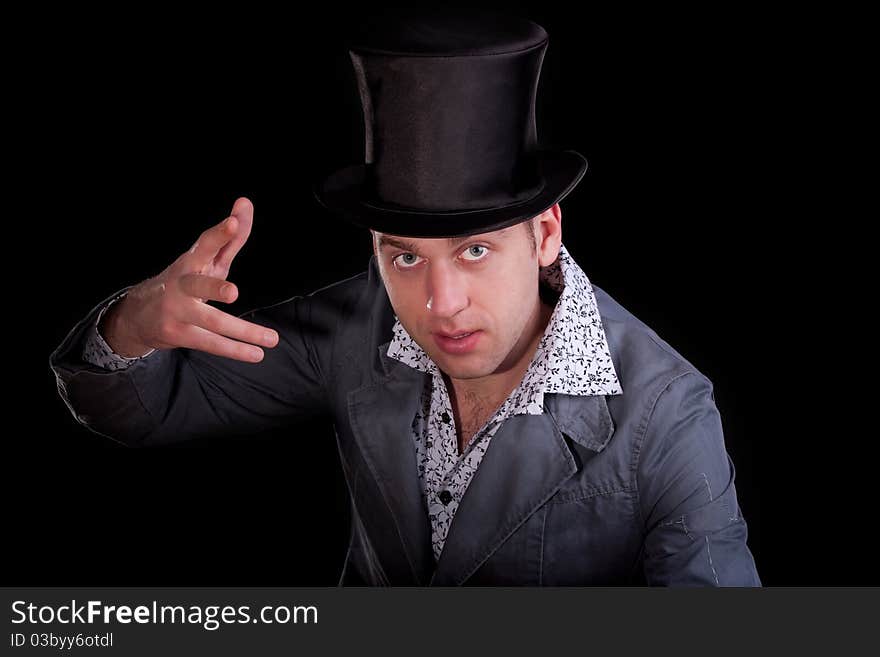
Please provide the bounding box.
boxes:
[433,330,478,338]
[432,329,482,355]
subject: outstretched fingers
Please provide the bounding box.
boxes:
[214,197,254,274]
[187,214,240,274]
[188,302,280,350]
[176,323,268,363]
[178,272,238,304]
[171,304,279,363]
[184,197,254,276]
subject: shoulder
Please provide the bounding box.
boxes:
[591,281,714,405]
[246,257,380,326]
[590,283,728,494]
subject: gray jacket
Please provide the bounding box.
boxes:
[49,255,761,586]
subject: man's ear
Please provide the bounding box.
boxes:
[536,204,563,267]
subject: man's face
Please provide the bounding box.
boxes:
[372,210,559,382]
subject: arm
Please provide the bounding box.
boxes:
[50,197,339,447]
[637,372,761,586]
[50,283,333,447]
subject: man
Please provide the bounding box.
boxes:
[49,10,761,585]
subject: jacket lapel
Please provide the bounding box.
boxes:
[429,391,616,585]
[347,343,435,585]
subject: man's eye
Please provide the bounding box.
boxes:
[461,245,489,261]
[393,253,423,269]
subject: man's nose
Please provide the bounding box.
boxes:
[426,263,468,318]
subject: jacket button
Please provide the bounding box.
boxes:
[439,490,452,505]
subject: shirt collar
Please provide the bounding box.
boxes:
[385,243,622,398]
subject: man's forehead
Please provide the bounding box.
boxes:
[373,225,516,250]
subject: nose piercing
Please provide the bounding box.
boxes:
[427,296,433,311]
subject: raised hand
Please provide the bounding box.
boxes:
[100,197,279,363]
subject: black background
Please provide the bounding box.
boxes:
[21,2,859,586]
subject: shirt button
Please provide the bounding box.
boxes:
[439,490,452,505]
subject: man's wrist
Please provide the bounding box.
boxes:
[98,293,155,359]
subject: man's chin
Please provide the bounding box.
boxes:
[432,355,494,380]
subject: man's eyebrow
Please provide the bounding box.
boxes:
[377,235,421,253]
[377,227,513,253]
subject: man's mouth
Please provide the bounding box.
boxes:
[432,330,482,354]
[435,330,476,339]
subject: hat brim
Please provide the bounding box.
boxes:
[312,149,587,238]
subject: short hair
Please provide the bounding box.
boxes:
[523,216,538,253]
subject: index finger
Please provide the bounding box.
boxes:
[213,197,254,275]
[186,212,239,274]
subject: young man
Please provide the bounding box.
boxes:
[371,210,559,457]
[49,10,761,585]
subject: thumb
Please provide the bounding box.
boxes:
[214,196,255,274]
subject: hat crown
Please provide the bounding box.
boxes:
[346,9,547,56]
[347,10,549,212]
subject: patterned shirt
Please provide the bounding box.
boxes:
[81,244,623,562]
[385,243,622,561]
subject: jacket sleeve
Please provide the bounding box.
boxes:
[49,284,334,447]
[637,371,761,586]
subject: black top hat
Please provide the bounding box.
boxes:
[313,9,588,238]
